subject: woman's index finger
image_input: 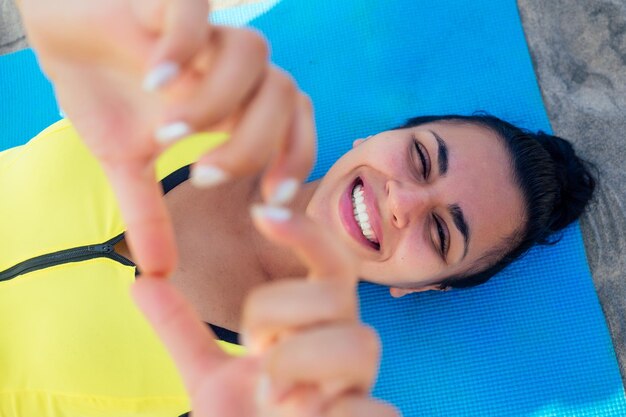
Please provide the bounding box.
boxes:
[101,158,178,279]
[131,276,228,396]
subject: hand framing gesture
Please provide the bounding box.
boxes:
[18,0,314,281]
[132,205,399,417]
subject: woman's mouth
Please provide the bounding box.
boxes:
[339,177,381,251]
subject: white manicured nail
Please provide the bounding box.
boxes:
[155,122,191,144]
[191,165,230,188]
[142,61,179,91]
[251,205,292,222]
[269,178,299,205]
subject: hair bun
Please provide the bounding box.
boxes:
[533,132,596,232]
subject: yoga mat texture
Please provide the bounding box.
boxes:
[1,0,624,416]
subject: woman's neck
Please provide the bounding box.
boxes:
[152,174,322,331]
[247,177,321,281]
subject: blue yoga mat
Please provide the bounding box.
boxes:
[1,1,624,416]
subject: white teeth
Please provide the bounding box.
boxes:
[351,183,379,244]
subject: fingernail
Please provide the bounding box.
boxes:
[155,121,191,144]
[142,61,179,91]
[251,205,292,222]
[269,178,299,206]
[191,165,230,188]
[255,373,272,408]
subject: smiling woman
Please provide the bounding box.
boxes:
[1,0,608,414]
[314,120,522,282]
[302,114,595,297]
[0,90,599,417]
[108,113,596,329]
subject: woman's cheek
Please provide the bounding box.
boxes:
[394,239,440,282]
[378,146,405,172]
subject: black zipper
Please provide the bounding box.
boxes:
[0,233,136,282]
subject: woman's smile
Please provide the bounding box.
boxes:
[339,177,383,252]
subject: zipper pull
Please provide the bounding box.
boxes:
[88,244,113,253]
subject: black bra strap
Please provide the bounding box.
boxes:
[161,165,192,195]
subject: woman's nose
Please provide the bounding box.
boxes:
[385,180,430,228]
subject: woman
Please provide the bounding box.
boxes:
[4,0,595,416]
[110,113,595,329]
[2,113,594,326]
[0,115,595,417]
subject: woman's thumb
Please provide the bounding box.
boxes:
[250,205,358,282]
[137,0,210,91]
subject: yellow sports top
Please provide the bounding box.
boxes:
[0,119,243,417]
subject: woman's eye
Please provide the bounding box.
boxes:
[433,215,449,259]
[413,139,431,179]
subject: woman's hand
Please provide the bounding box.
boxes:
[17,0,313,281]
[242,206,396,417]
[131,205,398,417]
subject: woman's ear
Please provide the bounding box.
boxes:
[389,287,416,298]
[352,139,365,148]
[352,135,373,148]
[389,285,448,298]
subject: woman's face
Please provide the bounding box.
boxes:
[306,121,525,296]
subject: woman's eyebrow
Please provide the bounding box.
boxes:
[428,129,448,176]
[449,203,470,260]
